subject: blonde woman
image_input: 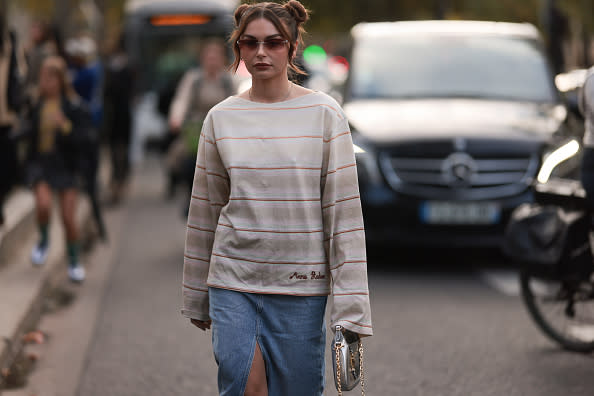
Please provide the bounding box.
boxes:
[27,56,91,282]
[182,2,373,395]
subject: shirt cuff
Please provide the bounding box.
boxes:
[181,309,210,322]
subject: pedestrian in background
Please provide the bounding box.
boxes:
[181,2,372,395]
[24,20,60,103]
[65,35,106,239]
[167,38,234,213]
[0,16,26,226]
[104,34,134,204]
[66,36,103,127]
[26,56,92,283]
[580,66,594,207]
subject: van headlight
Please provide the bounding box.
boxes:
[352,139,382,185]
[536,139,580,184]
[353,143,366,154]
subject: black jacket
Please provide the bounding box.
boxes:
[26,95,95,174]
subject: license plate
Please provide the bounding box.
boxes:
[420,201,501,225]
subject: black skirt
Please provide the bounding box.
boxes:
[26,154,77,191]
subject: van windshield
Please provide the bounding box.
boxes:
[350,35,558,103]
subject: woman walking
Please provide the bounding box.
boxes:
[181,2,372,395]
[167,38,235,214]
[27,56,90,283]
[104,35,134,204]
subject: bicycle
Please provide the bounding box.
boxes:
[504,178,594,353]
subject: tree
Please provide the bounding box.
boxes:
[301,0,545,33]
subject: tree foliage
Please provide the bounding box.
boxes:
[299,0,593,34]
[13,0,594,35]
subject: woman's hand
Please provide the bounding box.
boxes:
[169,118,182,134]
[53,110,72,134]
[190,318,212,331]
[53,110,67,128]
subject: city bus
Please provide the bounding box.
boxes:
[123,0,238,161]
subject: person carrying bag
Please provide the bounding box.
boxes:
[181,2,373,395]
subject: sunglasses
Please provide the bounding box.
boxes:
[237,38,289,51]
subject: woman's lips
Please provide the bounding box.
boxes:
[254,63,271,69]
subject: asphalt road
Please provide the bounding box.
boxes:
[16,156,594,396]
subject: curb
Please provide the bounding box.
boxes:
[0,196,94,387]
[0,189,35,271]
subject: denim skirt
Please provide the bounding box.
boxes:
[209,287,327,396]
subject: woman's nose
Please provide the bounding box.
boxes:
[255,42,267,56]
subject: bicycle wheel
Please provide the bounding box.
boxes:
[520,269,594,352]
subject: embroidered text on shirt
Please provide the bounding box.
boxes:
[289,271,326,280]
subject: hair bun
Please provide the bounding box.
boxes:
[284,0,308,25]
[234,4,250,26]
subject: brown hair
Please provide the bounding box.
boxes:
[229,1,309,76]
[40,55,77,99]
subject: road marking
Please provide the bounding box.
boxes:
[478,269,521,296]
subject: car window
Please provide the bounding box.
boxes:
[350,35,557,103]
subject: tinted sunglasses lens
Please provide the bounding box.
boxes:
[238,40,258,50]
[238,39,286,50]
[264,40,286,50]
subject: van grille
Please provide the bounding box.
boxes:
[379,152,538,200]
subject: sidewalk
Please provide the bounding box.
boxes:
[0,190,94,390]
[2,202,125,396]
[0,189,35,271]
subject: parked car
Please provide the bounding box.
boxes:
[344,21,583,248]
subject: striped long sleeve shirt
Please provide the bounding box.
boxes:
[181,92,373,336]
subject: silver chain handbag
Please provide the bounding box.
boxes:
[332,325,365,395]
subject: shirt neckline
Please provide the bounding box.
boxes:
[232,91,319,106]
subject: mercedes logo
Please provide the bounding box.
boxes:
[453,137,467,152]
[442,153,477,187]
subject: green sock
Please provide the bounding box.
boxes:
[67,242,79,267]
[39,223,49,247]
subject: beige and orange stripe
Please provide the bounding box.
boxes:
[182,92,373,336]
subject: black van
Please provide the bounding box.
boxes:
[344,21,583,248]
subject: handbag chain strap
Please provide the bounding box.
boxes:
[334,337,366,396]
[359,339,365,396]
[335,340,343,396]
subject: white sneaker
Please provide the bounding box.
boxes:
[68,263,86,283]
[31,243,49,266]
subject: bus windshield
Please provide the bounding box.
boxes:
[138,34,204,92]
[125,0,236,92]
